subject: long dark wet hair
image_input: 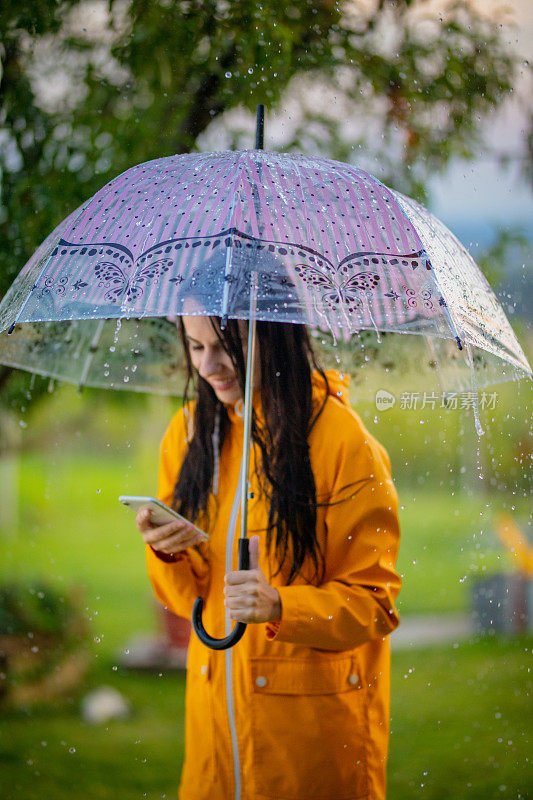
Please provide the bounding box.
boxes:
[172,317,329,585]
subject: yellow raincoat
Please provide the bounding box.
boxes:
[146,371,401,800]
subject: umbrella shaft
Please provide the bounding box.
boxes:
[255,105,264,149]
[240,273,258,540]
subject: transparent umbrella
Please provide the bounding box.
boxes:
[0,106,530,647]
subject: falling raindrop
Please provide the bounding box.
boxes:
[113,318,122,345]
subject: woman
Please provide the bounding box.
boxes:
[137,315,401,800]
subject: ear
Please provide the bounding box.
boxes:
[249,535,260,570]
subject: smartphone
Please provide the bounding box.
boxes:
[119,495,209,540]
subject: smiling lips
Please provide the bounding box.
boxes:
[210,377,237,392]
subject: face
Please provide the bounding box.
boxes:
[183,316,258,404]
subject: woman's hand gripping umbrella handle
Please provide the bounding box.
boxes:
[192,537,249,649]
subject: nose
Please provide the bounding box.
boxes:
[198,346,221,379]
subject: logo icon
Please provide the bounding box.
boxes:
[375,389,396,411]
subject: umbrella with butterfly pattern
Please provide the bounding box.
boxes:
[1,146,530,415]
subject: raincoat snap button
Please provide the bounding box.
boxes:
[200,664,208,676]
[255,676,267,688]
[348,674,359,685]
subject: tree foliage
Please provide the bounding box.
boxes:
[0,0,523,403]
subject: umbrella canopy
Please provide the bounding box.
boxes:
[1,139,531,647]
[0,150,530,410]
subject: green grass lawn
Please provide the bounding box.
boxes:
[0,638,530,800]
[2,452,160,658]
[1,446,531,798]
[389,637,531,800]
[2,449,527,647]
[393,488,527,616]
[0,664,186,800]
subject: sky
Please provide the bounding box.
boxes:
[429,0,533,235]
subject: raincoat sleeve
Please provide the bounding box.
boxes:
[145,408,211,618]
[266,407,401,651]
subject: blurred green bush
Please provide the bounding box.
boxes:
[0,580,89,704]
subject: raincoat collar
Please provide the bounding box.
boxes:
[312,369,350,407]
[225,390,258,424]
[224,370,350,424]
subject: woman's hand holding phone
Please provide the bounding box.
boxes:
[136,507,208,556]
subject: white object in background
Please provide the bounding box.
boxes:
[80,686,131,725]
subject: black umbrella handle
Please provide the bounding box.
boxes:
[191,538,249,650]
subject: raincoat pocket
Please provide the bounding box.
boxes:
[249,655,369,800]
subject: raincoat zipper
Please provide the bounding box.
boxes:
[224,450,245,800]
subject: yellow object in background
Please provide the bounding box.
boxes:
[494,514,533,577]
